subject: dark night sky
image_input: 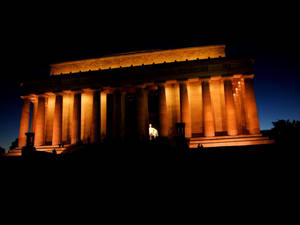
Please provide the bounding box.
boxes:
[1,2,299,150]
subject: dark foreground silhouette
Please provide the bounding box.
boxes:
[2,119,300,169]
[1,138,295,161]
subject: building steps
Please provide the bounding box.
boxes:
[5,145,70,156]
[189,134,274,148]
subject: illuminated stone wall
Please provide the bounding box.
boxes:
[50,45,226,75]
[210,78,226,133]
[189,82,203,135]
[100,92,107,141]
[165,83,181,137]
[81,91,93,143]
[62,93,74,143]
[45,94,55,143]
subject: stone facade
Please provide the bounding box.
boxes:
[14,44,274,154]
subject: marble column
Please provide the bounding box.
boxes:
[202,80,215,137]
[18,97,31,147]
[52,94,63,146]
[71,92,81,144]
[158,83,168,138]
[224,79,238,136]
[35,95,46,146]
[30,99,38,133]
[100,92,107,141]
[136,86,149,141]
[179,81,192,138]
[244,77,260,134]
[91,90,100,143]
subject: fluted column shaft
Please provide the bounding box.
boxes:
[35,96,46,146]
[136,87,149,141]
[71,93,81,144]
[224,79,238,136]
[91,91,100,143]
[180,81,192,138]
[158,84,168,137]
[30,100,38,133]
[202,81,215,137]
[100,92,107,141]
[244,78,260,134]
[52,94,63,145]
[18,98,31,147]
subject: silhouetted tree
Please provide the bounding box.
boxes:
[0,146,5,156]
[9,138,18,150]
[270,120,300,147]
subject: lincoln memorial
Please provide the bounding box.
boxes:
[7,45,274,155]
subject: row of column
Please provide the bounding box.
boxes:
[18,87,148,147]
[201,76,260,137]
[18,91,99,147]
[18,75,260,147]
[156,76,260,138]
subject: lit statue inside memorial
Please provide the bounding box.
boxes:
[149,124,159,140]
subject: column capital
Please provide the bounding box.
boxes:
[177,79,188,84]
[165,80,177,85]
[82,88,95,94]
[21,94,38,103]
[210,75,222,81]
[62,90,77,95]
[187,78,201,84]
[233,74,243,79]
[71,89,83,95]
[44,92,56,97]
[222,76,235,81]
[242,74,254,79]
[36,93,48,99]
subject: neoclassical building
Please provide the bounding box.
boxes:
[8,45,273,155]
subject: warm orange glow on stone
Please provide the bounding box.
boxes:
[18,98,30,147]
[35,96,46,146]
[210,77,226,133]
[179,81,192,138]
[202,81,215,137]
[189,81,203,135]
[81,90,93,143]
[165,83,180,137]
[100,92,107,141]
[62,93,74,144]
[52,94,63,145]
[45,94,55,143]
[158,84,168,138]
[50,45,226,75]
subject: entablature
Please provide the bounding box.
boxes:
[21,57,254,96]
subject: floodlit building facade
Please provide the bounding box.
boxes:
[8,45,274,155]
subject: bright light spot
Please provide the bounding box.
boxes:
[149,124,159,140]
